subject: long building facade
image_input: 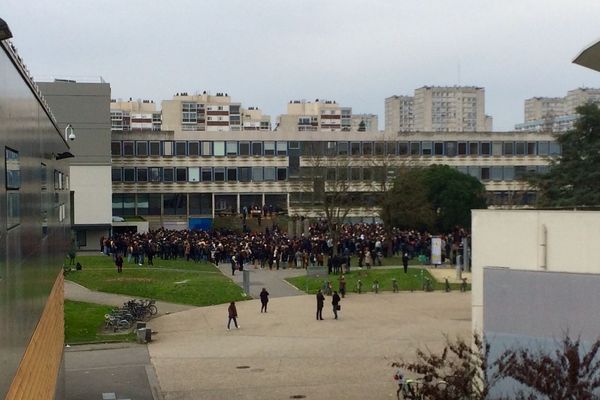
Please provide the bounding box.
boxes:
[110,126,559,229]
[0,25,71,399]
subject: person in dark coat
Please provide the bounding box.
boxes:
[402,252,409,274]
[339,275,346,298]
[316,289,325,320]
[332,291,341,319]
[227,301,239,329]
[260,288,269,313]
[115,254,123,273]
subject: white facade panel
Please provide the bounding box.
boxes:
[71,165,112,225]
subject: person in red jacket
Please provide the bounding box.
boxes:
[227,302,239,330]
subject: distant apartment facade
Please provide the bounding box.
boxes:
[277,99,378,132]
[158,92,271,133]
[385,86,492,133]
[516,87,600,132]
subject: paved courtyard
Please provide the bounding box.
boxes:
[147,291,471,400]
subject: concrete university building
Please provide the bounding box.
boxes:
[0,19,71,399]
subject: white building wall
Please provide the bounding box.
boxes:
[471,209,600,333]
[71,165,112,225]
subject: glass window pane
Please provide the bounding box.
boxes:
[164,193,187,215]
[189,193,212,215]
[351,142,361,155]
[469,142,479,155]
[239,167,251,182]
[188,141,200,156]
[176,167,187,182]
[527,142,537,155]
[434,142,444,155]
[123,141,134,156]
[538,141,549,155]
[276,141,287,155]
[188,167,200,182]
[111,168,122,182]
[111,142,121,156]
[136,168,148,182]
[338,142,349,155]
[214,141,225,156]
[252,167,263,181]
[137,194,149,215]
[214,167,225,182]
[503,166,515,180]
[362,142,372,155]
[277,168,287,181]
[149,167,161,182]
[422,141,432,156]
[490,166,503,181]
[202,141,213,156]
[226,141,238,156]
[458,142,467,155]
[252,142,263,156]
[264,167,276,181]
[374,142,384,155]
[123,168,135,182]
[149,141,160,156]
[175,141,187,156]
[163,141,173,156]
[202,167,212,181]
[227,168,238,181]
[445,142,457,157]
[410,142,420,155]
[515,142,526,155]
[136,141,148,156]
[503,142,514,155]
[480,142,491,155]
[239,142,250,156]
[492,142,503,156]
[264,141,275,156]
[163,168,174,182]
[398,142,408,156]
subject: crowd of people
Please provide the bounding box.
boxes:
[99,222,469,273]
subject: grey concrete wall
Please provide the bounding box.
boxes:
[484,268,600,398]
[0,42,71,398]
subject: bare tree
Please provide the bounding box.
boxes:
[494,335,600,400]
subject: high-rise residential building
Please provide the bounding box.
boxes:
[277,99,377,132]
[516,87,600,132]
[110,98,161,132]
[160,92,271,133]
[385,86,491,133]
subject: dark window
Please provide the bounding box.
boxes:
[239,142,250,156]
[515,142,526,155]
[136,168,148,182]
[136,141,148,156]
[469,142,479,155]
[503,142,514,155]
[527,142,537,155]
[351,167,361,180]
[175,141,187,156]
[422,142,432,156]
[227,168,238,181]
[410,142,420,155]
[214,167,225,181]
[111,168,122,182]
[338,142,349,156]
[434,142,444,155]
[251,142,263,156]
[351,142,361,155]
[538,141,549,155]
[549,142,561,156]
[136,194,149,215]
[226,141,238,156]
[445,142,457,157]
[188,141,200,156]
[362,142,372,156]
[480,142,491,155]
[149,141,161,156]
[239,167,251,182]
[176,167,187,182]
[289,141,300,149]
[146,194,163,215]
[458,142,467,156]
[123,141,134,156]
[277,168,287,181]
[202,168,212,182]
[276,142,287,156]
[362,168,372,181]
[374,142,384,155]
[163,168,174,182]
[111,142,121,156]
[163,193,187,215]
[123,168,135,182]
[398,142,409,156]
[189,193,212,215]
[481,167,490,180]
[386,142,397,155]
[264,141,275,156]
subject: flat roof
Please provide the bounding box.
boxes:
[573,38,600,72]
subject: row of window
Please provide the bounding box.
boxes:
[112,193,288,216]
[111,140,290,157]
[111,140,561,158]
[112,167,288,183]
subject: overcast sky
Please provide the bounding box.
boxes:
[2,0,600,130]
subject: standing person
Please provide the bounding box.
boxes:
[332,290,341,320]
[227,301,239,330]
[339,275,346,298]
[260,288,270,313]
[115,254,123,273]
[402,252,409,274]
[231,255,237,276]
[316,289,325,320]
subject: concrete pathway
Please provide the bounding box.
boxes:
[65,280,195,315]
[148,291,472,400]
[213,262,307,298]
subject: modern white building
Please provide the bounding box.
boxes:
[385,86,492,133]
[277,99,377,132]
[110,98,161,132]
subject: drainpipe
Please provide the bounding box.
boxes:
[539,224,547,269]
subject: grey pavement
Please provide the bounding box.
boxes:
[148,291,472,400]
[213,262,307,298]
[65,280,195,315]
[65,343,161,400]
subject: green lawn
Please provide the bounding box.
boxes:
[65,300,135,344]
[286,267,465,294]
[68,256,248,306]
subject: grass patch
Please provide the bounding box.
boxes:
[286,267,449,294]
[67,256,248,306]
[65,300,135,345]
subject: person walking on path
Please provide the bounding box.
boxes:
[402,252,409,274]
[316,289,325,320]
[115,254,123,273]
[332,291,341,319]
[231,255,237,276]
[339,275,346,298]
[227,301,239,330]
[260,288,270,313]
